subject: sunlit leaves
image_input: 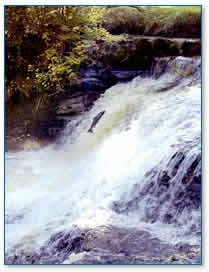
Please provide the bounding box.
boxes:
[6,6,110,97]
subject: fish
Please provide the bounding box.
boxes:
[88,110,106,133]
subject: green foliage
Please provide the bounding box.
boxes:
[5,5,201,103]
[5,6,110,100]
[103,7,145,34]
[103,6,201,37]
[142,6,201,36]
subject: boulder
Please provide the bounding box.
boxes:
[110,70,143,81]
[151,38,180,57]
[80,78,107,91]
[181,40,201,56]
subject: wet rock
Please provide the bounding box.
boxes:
[63,250,133,264]
[182,40,201,57]
[62,226,200,264]
[37,229,86,264]
[80,78,107,91]
[186,183,201,209]
[170,152,185,176]
[151,57,173,79]
[5,214,24,224]
[5,251,40,265]
[182,154,201,184]
[135,38,153,55]
[34,118,66,138]
[151,38,179,57]
[56,97,85,116]
[187,183,201,194]
[140,181,155,196]
[5,224,201,264]
[80,226,173,258]
[112,144,201,227]
[55,91,100,118]
[158,171,170,188]
[110,70,144,81]
[97,37,201,72]
[163,213,173,224]
[80,66,117,85]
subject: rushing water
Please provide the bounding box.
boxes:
[5,57,201,263]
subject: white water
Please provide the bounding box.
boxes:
[5,57,201,254]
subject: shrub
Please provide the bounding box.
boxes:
[103,7,145,34]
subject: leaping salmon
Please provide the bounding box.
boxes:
[88,111,106,133]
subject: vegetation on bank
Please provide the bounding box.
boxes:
[103,6,201,36]
[5,6,201,104]
[5,6,110,103]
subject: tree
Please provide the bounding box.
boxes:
[5,6,110,101]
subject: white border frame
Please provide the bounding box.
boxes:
[1,1,208,271]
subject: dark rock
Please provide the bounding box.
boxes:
[170,152,185,176]
[55,90,101,118]
[187,183,201,194]
[112,145,201,226]
[34,118,66,138]
[175,242,192,253]
[101,39,153,71]
[169,41,180,56]
[5,225,201,264]
[110,70,143,81]
[62,226,200,264]
[56,98,85,116]
[80,77,107,91]
[37,229,86,264]
[151,58,171,79]
[135,38,153,56]
[163,213,173,224]
[158,171,170,188]
[151,39,179,57]
[182,154,201,184]
[140,181,155,196]
[100,69,116,83]
[80,67,117,87]
[182,41,201,57]
[187,183,201,208]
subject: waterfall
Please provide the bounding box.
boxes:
[5,56,201,264]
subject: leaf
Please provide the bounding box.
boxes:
[45,48,56,59]
[73,26,80,32]
[57,34,72,41]
[60,25,71,32]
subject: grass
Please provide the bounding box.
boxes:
[103,6,201,38]
[143,6,201,37]
[103,6,145,34]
